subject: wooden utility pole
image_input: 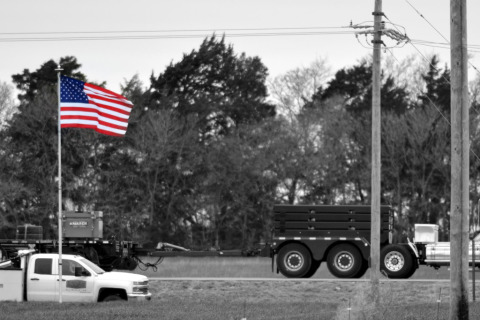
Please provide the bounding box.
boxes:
[370,0,382,305]
[450,0,469,319]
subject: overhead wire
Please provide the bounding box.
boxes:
[404,0,449,43]
[390,0,480,128]
[383,3,480,163]
[0,25,351,36]
[402,0,480,75]
[385,46,480,163]
[0,26,357,43]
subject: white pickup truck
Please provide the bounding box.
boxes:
[0,250,152,302]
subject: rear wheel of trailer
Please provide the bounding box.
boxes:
[326,243,363,278]
[277,243,312,278]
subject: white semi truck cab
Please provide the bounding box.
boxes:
[0,250,152,302]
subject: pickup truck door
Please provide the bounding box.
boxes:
[55,258,94,302]
[26,257,56,301]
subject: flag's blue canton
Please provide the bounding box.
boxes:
[60,76,89,103]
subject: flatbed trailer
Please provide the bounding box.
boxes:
[0,238,142,271]
[0,211,262,272]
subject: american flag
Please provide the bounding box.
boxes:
[60,76,133,136]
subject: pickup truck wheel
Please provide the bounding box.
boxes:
[326,244,362,278]
[381,244,414,278]
[103,294,125,302]
[277,244,312,278]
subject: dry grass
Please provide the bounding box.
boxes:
[133,256,453,280]
[2,280,479,320]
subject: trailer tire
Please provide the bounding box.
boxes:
[83,247,100,265]
[123,257,138,271]
[326,244,362,278]
[303,260,321,278]
[277,244,312,278]
[353,260,369,278]
[381,244,414,279]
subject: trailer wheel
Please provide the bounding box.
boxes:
[277,244,312,278]
[326,244,362,278]
[381,244,414,278]
[353,260,369,278]
[83,247,100,265]
[303,260,321,278]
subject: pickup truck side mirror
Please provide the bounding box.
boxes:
[74,267,90,277]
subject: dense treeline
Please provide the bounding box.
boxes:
[1,36,480,249]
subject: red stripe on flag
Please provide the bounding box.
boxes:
[86,93,133,108]
[82,100,131,116]
[61,123,97,129]
[97,119,128,130]
[61,116,128,129]
[61,107,129,123]
[61,123,124,137]
[84,83,128,101]
[61,115,98,122]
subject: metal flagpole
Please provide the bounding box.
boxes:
[56,67,63,303]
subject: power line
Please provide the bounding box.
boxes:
[0,26,350,36]
[0,27,356,43]
[3,23,480,54]
[0,31,357,42]
[404,0,449,43]
[401,0,480,74]
[385,47,480,163]
[410,39,480,53]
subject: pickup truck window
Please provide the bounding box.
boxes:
[80,258,104,274]
[34,258,52,275]
[62,259,82,276]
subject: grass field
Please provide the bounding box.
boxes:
[133,256,455,279]
[2,257,480,320]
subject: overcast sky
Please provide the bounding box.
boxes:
[1,0,479,94]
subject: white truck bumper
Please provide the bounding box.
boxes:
[128,293,152,301]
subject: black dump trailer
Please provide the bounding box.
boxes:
[270,205,395,278]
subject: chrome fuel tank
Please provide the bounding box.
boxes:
[425,242,480,264]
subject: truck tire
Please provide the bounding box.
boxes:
[380,244,415,278]
[277,244,312,278]
[83,247,100,265]
[103,294,125,302]
[326,244,362,278]
[353,260,369,278]
[303,260,321,278]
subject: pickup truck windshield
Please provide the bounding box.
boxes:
[80,258,105,274]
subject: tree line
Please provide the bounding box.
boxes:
[1,36,480,249]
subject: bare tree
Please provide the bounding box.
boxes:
[268,57,332,119]
[0,81,16,129]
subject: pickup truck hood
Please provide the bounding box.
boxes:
[97,271,148,282]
